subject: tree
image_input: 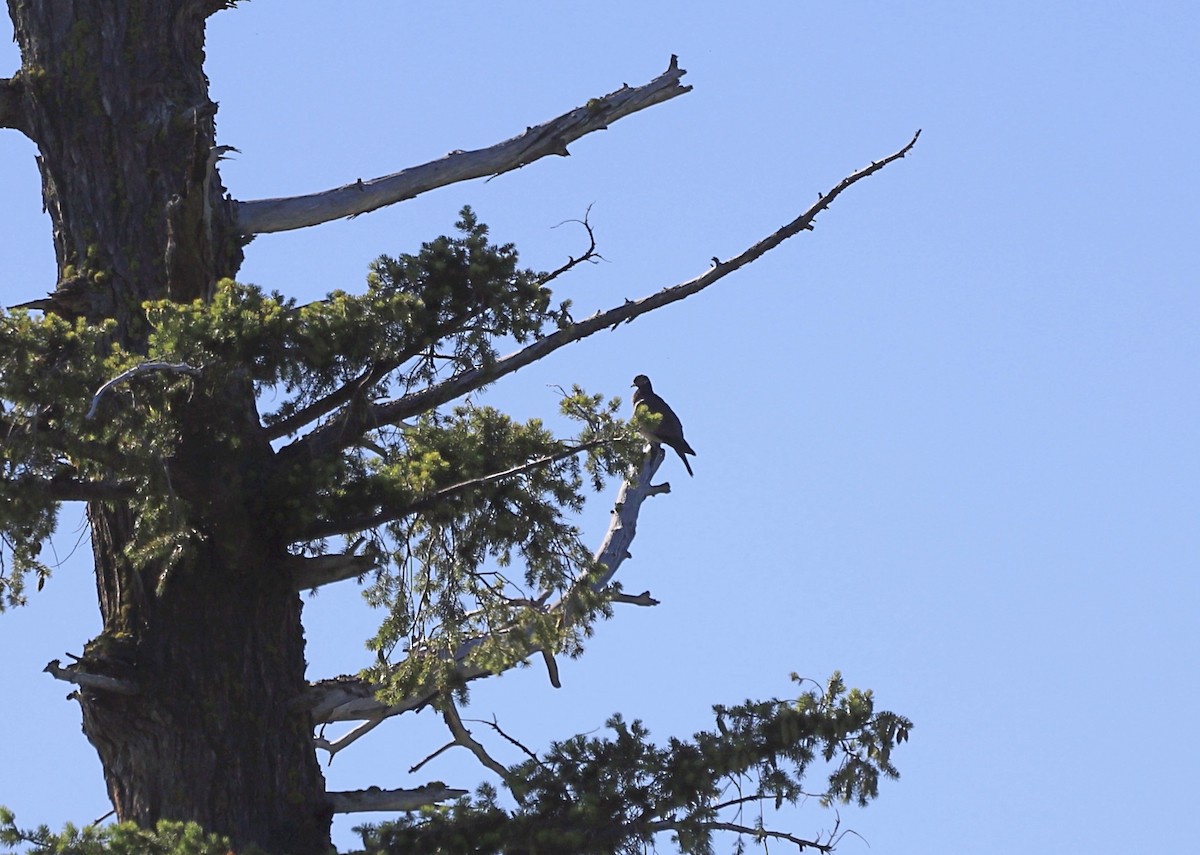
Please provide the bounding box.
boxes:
[0,4,916,854]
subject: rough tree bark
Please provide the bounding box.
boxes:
[8,3,331,853]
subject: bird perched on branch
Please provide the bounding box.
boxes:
[9,273,103,320]
[632,374,696,476]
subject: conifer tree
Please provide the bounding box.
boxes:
[0,4,916,853]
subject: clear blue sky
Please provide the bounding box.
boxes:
[2,2,1198,853]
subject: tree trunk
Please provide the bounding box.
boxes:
[10,3,331,852]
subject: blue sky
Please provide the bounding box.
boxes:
[2,2,1198,852]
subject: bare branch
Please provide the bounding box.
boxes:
[288,552,376,592]
[294,131,921,461]
[305,678,387,724]
[560,446,668,601]
[86,361,202,420]
[539,648,561,689]
[0,76,29,135]
[539,207,603,285]
[326,784,468,815]
[611,590,659,607]
[408,740,456,775]
[441,698,514,786]
[469,715,545,768]
[643,819,837,853]
[313,715,384,761]
[234,57,691,236]
[43,659,138,695]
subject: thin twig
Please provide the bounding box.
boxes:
[467,715,546,768]
[539,205,604,285]
[408,740,457,775]
[643,819,836,852]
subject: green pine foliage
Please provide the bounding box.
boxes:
[0,207,633,614]
[0,311,131,605]
[358,674,911,855]
[2,206,911,852]
[0,810,236,855]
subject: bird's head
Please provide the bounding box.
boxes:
[632,374,651,389]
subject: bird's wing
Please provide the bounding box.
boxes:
[648,395,686,439]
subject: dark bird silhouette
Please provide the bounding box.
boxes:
[9,273,107,320]
[632,374,696,476]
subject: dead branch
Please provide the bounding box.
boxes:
[44,659,138,695]
[234,57,691,236]
[326,784,468,815]
[643,819,837,853]
[313,715,384,761]
[539,207,603,285]
[288,552,376,592]
[408,740,456,775]
[86,361,202,420]
[611,590,659,607]
[294,131,921,462]
[539,648,561,689]
[470,715,545,767]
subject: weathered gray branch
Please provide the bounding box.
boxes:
[86,361,202,420]
[326,784,467,815]
[289,552,376,592]
[293,130,922,463]
[0,76,29,135]
[313,715,385,760]
[44,659,138,695]
[234,57,691,236]
[306,447,670,725]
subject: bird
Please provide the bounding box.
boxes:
[631,374,696,476]
[9,273,104,320]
